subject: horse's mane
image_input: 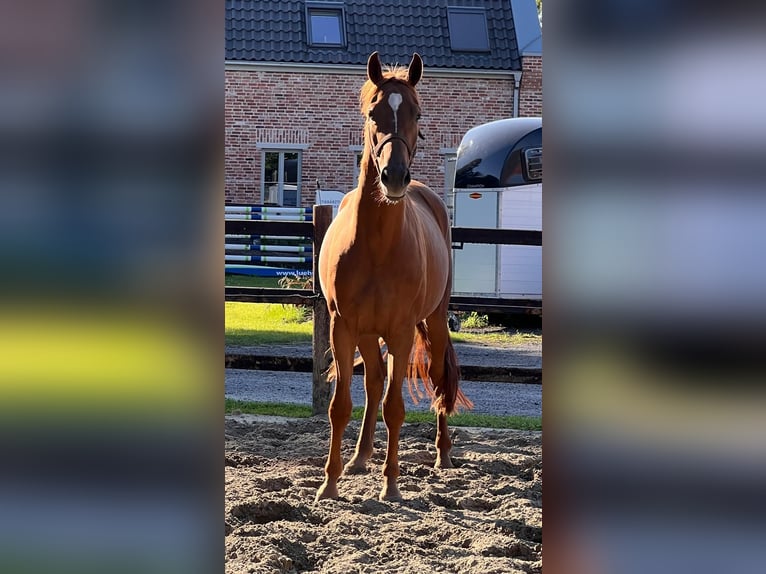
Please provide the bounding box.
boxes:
[359,65,419,115]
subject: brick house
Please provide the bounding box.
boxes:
[225,0,542,208]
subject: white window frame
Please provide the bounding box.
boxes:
[260,148,303,207]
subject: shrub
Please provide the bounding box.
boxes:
[461,311,489,330]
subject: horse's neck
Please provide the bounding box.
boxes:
[352,149,405,250]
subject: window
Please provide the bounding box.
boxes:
[523,147,543,182]
[306,2,346,47]
[262,150,302,206]
[447,7,490,52]
[500,128,542,187]
[351,147,363,184]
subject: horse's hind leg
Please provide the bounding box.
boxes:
[426,311,456,469]
[345,335,385,474]
[316,316,355,502]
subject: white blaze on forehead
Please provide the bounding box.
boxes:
[388,92,403,133]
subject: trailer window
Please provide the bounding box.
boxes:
[523,147,543,182]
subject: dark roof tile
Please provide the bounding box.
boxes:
[225,0,521,70]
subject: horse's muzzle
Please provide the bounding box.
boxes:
[380,164,411,199]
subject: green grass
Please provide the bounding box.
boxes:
[225,301,312,345]
[225,400,312,419]
[225,300,541,347]
[225,399,541,430]
[450,329,542,346]
[225,274,282,288]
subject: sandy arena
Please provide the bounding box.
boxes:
[225,414,542,573]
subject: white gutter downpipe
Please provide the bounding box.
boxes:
[513,72,521,118]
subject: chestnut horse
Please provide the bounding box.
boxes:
[316,52,472,502]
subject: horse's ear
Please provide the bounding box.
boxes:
[407,53,423,87]
[367,51,384,86]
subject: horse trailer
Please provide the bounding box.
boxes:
[451,117,542,306]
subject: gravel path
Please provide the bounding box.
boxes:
[225,337,542,417]
[225,369,541,417]
[226,340,542,369]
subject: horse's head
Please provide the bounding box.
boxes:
[362,51,423,201]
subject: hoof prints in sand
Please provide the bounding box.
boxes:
[226,417,542,574]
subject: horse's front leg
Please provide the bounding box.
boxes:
[316,316,355,502]
[435,412,454,469]
[344,335,385,474]
[379,336,410,501]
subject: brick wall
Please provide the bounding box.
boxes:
[226,64,542,204]
[518,55,542,117]
[225,70,362,205]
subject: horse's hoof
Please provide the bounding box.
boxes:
[379,489,402,502]
[379,481,402,502]
[315,481,339,502]
[343,459,368,475]
[435,456,454,469]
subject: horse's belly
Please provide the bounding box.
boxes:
[333,265,443,335]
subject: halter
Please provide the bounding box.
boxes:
[365,86,424,175]
[372,133,416,167]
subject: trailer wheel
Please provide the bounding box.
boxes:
[448,312,461,332]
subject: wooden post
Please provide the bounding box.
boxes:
[311,205,333,415]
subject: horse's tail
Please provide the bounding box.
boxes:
[325,350,339,383]
[405,322,433,405]
[434,331,474,415]
[324,351,336,383]
[407,321,473,415]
